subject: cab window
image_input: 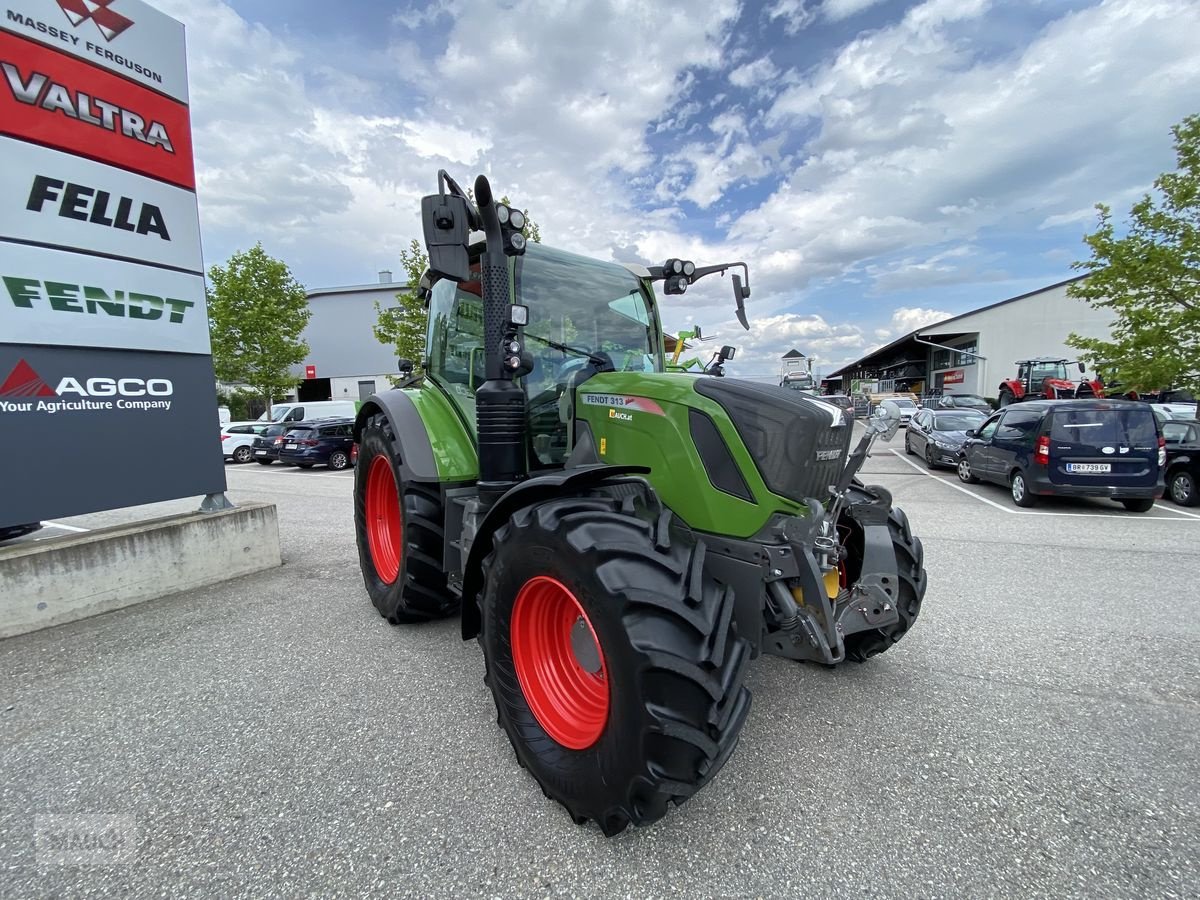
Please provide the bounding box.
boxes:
[427,276,486,425]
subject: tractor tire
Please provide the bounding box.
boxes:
[841,505,927,662]
[354,413,456,623]
[479,489,751,836]
[999,389,1013,407]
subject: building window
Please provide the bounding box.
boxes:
[932,340,978,370]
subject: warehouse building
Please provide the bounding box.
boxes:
[824,275,1115,400]
[287,271,407,404]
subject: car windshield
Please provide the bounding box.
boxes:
[893,399,916,408]
[1049,409,1158,445]
[934,413,984,431]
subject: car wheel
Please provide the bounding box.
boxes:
[1120,498,1155,513]
[924,444,937,468]
[1168,470,1199,507]
[1010,470,1037,508]
[256,459,274,466]
[957,457,979,484]
[233,446,253,464]
[905,433,914,456]
[328,450,350,471]
[297,463,314,469]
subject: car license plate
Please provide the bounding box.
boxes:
[254,449,266,455]
[1066,463,1110,473]
[286,443,297,450]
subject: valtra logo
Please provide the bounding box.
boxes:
[0,359,174,413]
[56,0,133,42]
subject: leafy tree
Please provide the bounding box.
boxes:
[373,199,542,380]
[1067,114,1200,394]
[207,243,311,417]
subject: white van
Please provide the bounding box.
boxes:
[259,400,359,423]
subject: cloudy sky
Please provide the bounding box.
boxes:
[158,0,1200,379]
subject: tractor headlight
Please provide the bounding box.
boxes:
[510,209,526,230]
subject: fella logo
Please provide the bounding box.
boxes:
[0,358,56,397]
[56,0,133,42]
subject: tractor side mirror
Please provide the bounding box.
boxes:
[721,345,736,360]
[397,358,414,376]
[731,274,750,330]
[871,400,903,441]
[421,193,472,283]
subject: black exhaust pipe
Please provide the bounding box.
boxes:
[473,175,527,507]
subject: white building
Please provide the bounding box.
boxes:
[826,275,1115,400]
[288,271,408,404]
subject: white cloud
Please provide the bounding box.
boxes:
[822,0,889,22]
[729,56,780,89]
[766,0,817,34]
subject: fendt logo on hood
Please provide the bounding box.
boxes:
[56,0,133,42]
[0,359,174,414]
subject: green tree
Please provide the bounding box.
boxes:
[1067,114,1200,394]
[373,200,542,380]
[207,243,311,418]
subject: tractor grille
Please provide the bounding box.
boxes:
[693,379,851,505]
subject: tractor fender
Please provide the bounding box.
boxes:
[353,390,440,481]
[459,463,650,640]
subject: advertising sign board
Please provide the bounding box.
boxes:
[0,0,224,530]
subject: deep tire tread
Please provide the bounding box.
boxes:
[842,506,927,662]
[480,485,751,836]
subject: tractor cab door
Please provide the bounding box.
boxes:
[426,276,487,431]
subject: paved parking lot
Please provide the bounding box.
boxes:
[2,438,1198,897]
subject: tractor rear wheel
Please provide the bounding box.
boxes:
[842,505,927,662]
[354,413,456,623]
[479,489,751,836]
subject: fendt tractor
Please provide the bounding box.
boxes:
[998,357,1104,406]
[352,172,928,835]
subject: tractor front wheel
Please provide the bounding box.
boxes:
[353,413,456,623]
[479,490,751,836]
[841,505,927,662]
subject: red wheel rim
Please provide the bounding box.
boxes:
[365,455,402,584]
[510,576,609,750]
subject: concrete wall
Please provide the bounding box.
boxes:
[0,503,281,639]
[923,282,1115,398]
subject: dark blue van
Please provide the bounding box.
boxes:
[956,400,1164,511]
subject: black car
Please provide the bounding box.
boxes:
[1163,418,1200,506]
[250,423,290,465]
[936,393,992,412]
[905,407,986,467]
[277,418,356,470]
[956,399,1164,511]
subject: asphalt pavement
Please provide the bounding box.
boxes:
[2,437,1198,898]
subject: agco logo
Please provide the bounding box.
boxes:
[0,359,174,414]
[56,0,133,42]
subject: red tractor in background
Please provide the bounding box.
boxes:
[998,357,1104,407]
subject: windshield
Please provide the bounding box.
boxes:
[515,244,658,376]
[1029,362,1068,382]
[934,413,984,432]
[893,399,916,408]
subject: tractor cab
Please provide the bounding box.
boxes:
[425,243,663,466]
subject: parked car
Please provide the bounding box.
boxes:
[936,393,992,412]
[221,421,270,463]
[890,397,919,428]
[1,522,42,543]
[822,394,856,419]
[955,400,1164,511]
[905,408,987,467]
[1162,418,1200,506]
[250,423,290,465]
[258,400,359,424]
[277,418,356,470]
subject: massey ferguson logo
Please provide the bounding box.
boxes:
[56,0,133,42]
[0,359,173,414]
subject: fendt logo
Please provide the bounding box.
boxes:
[56,0,133,42]
[0,358,174,414]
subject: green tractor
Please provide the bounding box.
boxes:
[353,171,927,835]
